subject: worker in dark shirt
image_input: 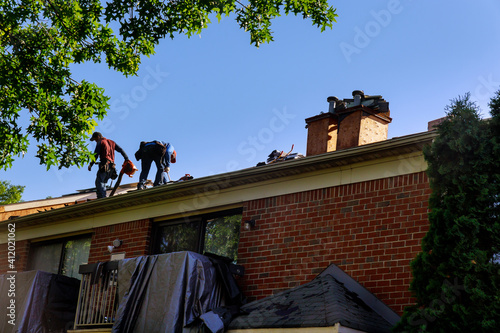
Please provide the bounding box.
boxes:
[88,132,129,198]
[135,141,176,189]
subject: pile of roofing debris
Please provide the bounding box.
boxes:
[256,144,304,166]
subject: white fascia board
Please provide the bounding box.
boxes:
[0,152,427,244]
[338,324,367,333]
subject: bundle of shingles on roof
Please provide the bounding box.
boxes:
[256,144,304,166]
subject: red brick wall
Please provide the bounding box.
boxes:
[0,219,152,274]
[238,171,431,315]
[88,219,152,263]
[0,239,30,274]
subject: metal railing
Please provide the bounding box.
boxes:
[73,261,119,329]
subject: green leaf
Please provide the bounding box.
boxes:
[0,0,337,169]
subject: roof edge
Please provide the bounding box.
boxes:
[319,264,401,326]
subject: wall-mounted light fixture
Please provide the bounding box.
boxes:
[107,238,123,253]
[244,219,256,231]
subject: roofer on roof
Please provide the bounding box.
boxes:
[135,141,176,190]
[88,132,130,198]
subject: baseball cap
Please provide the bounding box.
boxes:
[90,132,102,141]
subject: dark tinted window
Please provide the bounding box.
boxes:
[28,235,91,279]
[155,210,242,261]
[156,220,201,253]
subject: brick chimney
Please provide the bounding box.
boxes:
[305,90,392,156]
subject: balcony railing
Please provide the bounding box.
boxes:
[73,261,119,329]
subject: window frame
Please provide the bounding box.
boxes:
[151,208,243,260]
[152,216,204,254]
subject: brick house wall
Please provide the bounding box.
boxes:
[0,171,431,316]
[237,171,431,315]
[0,239,30,274]
[87,219,152,263]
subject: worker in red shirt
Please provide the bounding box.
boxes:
[88,132,129,198]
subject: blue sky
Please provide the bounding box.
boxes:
[3,0,500,202]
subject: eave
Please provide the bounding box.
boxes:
[2,131,436,229]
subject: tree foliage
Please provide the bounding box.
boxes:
[0,0,337,170]
[394,93,500,332]
[0,180,25,204]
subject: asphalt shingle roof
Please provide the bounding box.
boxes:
[228,264,398,333]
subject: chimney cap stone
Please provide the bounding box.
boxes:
[327,96,339,102]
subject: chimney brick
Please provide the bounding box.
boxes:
[337,106,391,150]
[305,91,392,156]
[427,117,447,131]
[305,113,338,156]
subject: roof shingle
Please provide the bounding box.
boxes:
[229,264,399,333]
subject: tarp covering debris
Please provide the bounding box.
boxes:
[0,270,80,333]
[112,251,228,333]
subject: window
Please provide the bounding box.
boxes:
[156,220,201,254]
[28,235,92,279]
[153,209,242,262]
